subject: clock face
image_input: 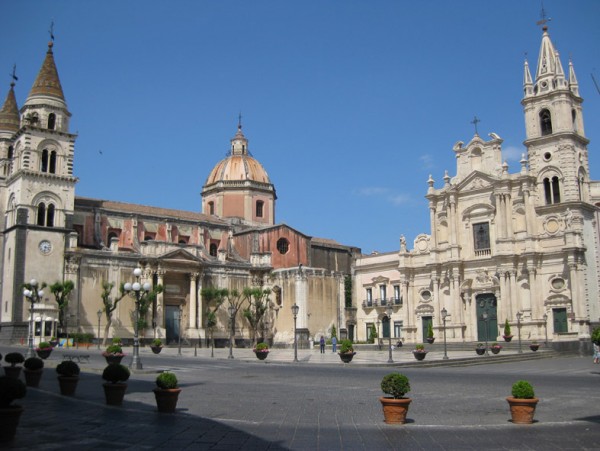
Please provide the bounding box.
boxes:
[39,240,52,255]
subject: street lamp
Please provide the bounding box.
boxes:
[23,279,44,359]
[441,307,449,360]
[178,304,183,356]
[97,309,102,350]
[124,267,151,370]
[516,311,523,354]
[228,304,236,359]
[386,303,393,363]
[543,313,548,346]
[292,303,299,362]
[482,312,490,356]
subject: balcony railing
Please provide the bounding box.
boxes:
[362,298,403,308]
[475,248,491,258]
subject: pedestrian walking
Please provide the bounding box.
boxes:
[332,336,337,353]
[320,336,325,354]
[593,341,600,364]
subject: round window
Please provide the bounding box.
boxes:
[421,290,432,301]
[543,152,552,161]
[276,238,289,255]
[551,278,565,290]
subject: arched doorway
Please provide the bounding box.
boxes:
[476,293,498,342]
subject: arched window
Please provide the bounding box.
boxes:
[540,109,552,136]
[48,113,56,130]
[49,151,57,174]
[209,243,218,256]
[107,231,119,242]
[208,201,214,215]
[7,146,13,159]
[37,203,46,226]
[572,109,577,132]
[41,149,49,172]
[276,238,289,254]
[256,200,264,218]
[543,176,561,204]
[46,204,55,227]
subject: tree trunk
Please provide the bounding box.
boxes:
[102,318,112,346]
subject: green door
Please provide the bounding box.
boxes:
[476,294,498,342]
[552,308,568,333]
[382,316,391,338]
[422,316,432,342]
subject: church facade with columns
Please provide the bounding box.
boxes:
[0,40,358,347]
[351,25,600,351]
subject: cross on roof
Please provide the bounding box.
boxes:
[471,116,481,135]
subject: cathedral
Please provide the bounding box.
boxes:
[0,24,598,352]
[353,25,600,352]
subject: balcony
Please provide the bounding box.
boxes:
[362,298,403,309]
[475,248,491,258]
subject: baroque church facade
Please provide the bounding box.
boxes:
[353,25,600,351]
[0,40,358,347]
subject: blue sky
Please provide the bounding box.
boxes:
[2,1,600,254]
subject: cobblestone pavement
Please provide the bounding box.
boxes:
[2,345,600,450]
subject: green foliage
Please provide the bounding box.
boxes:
[339,339,354,354]
[112,337,122,345]
[105,344,124,355]
[414,344,425,351]
[368,324,377,343]
[242,287,271,345]
[37,341,52,350]
[255,342,269,351]
[0,376,26,407]
[381,373,411,399]
[24,357,44,371]
[344,275,353,308]
[511,380,535,399]
[592,327,600,345]
[102,364,130,383]
[331,324,337,338]
[5,352,25,366]
[503,319,512,336]
[151,338,163,347]
[427,322,434,338]
[156,371,178,389]
[56,360,80,377]
[49,280,75,333]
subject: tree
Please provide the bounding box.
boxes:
[49,281,75,336]
[223,288,248,347]
[368,324,377,344]
[201,287,226,353]
[331,324,337,338]
[242,287,272,346]
[130,284,164,338]
[100,281,127,346]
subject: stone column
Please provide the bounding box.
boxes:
[429,202,437,248]
[568,263,579,319]
[402,281,410,327]
[156,269,165,333]
[505,194,513,237]
[432,276,440,323]
[188,273,198,330]
[495,194,504,238]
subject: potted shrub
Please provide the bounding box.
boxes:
[112,337,123,346]
[23,357,44,387]
[412,344,427,361]
[0,376,27,442]
[102,363,130,406]
[491,343,502,354]
[425,322,435,344]
[338,339,356,363]
[503,319,513,342]
[4,352,25,379]
[475,343,486,356]
[56,360,80,396]
[507,380,538,424]
[379,372,411,424]
[529,341,540,352]
[153,371,181,413]
[49,337,58,347]
[102,344,126,365]
[150,338,163,355]
[35,341,53,359]
[253,342,269,360]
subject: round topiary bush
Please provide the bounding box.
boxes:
[0,376,27,407]
[381,372,411,399]
[339,339,354,354]
[56,360,80,377]
[255,342,268,351]
[511,380,535,399]
[24,357,44,371]
[151,338,163,347]
[156,371,178,389]
[37,341,53,350]
[104,344,124,355]
[4,352,25,367]
[102,364,130,384]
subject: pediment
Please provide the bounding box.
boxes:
[455,171,496,192]
[158,249,203,263]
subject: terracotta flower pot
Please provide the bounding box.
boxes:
[412,351,427,361]
[3,367,22,379]
[530,344,540,352]
[0,405,24,442]
[36,349,52,360]
[254,351,269,360]
[104,355,124,365]
[503,335,513,342]
[379,397,412,424]
[475,348,486,355]
[57,376,79,396]
[150,346,162,355]
[153,388,182,413]
[491,347,502,354]
[23,369,43,388]
[338,352,356,363]
[507,397,539,424]
[103,383,128,406]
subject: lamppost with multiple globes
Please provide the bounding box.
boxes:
[228,304,236,359]
[292,303,299,362]
[386,303,393,363]
[543,313,548,345]
[23,279,45,359]
[516,311,523,354]
[123,268,151,370]
[441,307,450,360]
[96,309,102,350]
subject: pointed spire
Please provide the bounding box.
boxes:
[0,81,20,134]
[230,116,249,156]
[27,41,65,102]
[568,58,579,96]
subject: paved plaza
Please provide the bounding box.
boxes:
[2,344,600,450]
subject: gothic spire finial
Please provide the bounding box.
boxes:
[471,116,481,136]
[536,3,551,30]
